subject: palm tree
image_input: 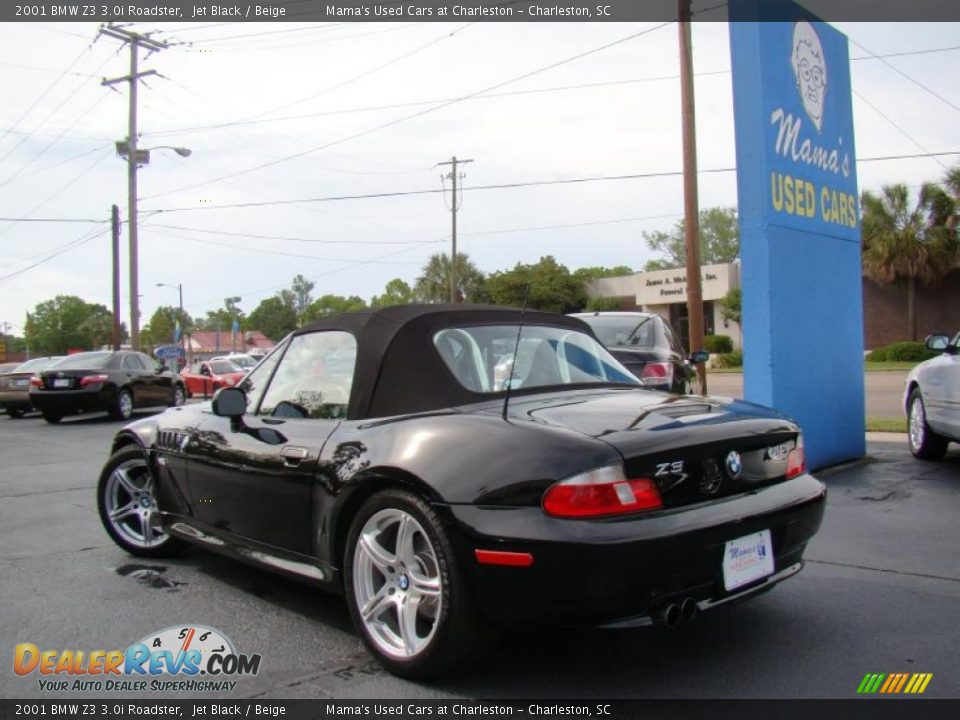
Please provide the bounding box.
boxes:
[861,182,958,340]
[414,253,487,303]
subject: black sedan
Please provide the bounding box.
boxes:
[570,311,702,394]
[31,350,186,424]
[96,305,825,679]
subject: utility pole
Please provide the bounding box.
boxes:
[99,25,166,351]
[437,156,473,303]
[678,0,707,395]
[111,204,121,350]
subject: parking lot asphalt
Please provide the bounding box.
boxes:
[1,409,958,700]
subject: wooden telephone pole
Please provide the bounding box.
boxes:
[437,156,473,303]
[678,0,707,394]
[99,25,167,351]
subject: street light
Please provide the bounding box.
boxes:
[116,142,192,351]
[156,282,185,367]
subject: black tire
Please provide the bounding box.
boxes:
[170,384,186,407]
[42,410,63,424]
[97,446,184,558]
[907,389,949,460]
[110,388,134,421]
[5,407,26,419]
[344,489,492,679]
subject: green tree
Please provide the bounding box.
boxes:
[141,306,194,349]
[247,294,298,341]
[719,288,742,326]
[370,278,417,308]
[291,274,315,321]
[196,297,244,332]
[585,296,623,311]
[302,294,367,323]
[414,253,487,303]
[571,265,634,284]
[24,296,122,354]
[643,207,739,271]
[485,256,587,314]
[861,183,958,340]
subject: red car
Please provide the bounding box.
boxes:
[180,360,245,398]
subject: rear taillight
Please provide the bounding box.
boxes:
[640,362,673,387]
[79,374,109,388]
[786,435,806,478]
[543,465,663,518]
[29,376,42,388]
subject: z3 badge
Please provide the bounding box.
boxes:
[654,460,688,491]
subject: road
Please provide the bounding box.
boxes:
[707,370,908,417]
[1,410,958,701]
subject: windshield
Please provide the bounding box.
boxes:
[579,314,657,348]
[14,357,63,373]
[52,352,113,370]
[228,355,256,368]
[209,361,240,374]
[433,325,639,394]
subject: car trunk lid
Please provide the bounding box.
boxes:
[505,388,800,507]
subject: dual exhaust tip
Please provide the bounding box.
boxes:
[652,597,699,629]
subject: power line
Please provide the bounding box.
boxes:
[143,151,960,215]
[140,43,960,140]
[0,228,108,285]
[143,226,437,263]
[244,23,474,123]
[141,21,675,202]
[853,89,948,170]
[850,38,960,116]
[0,43,98,153]
[0,217,107,223]
[143,224,447,245]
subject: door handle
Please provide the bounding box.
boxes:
[281,446,309,466]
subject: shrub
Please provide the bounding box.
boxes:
[866,341,937,363]
[712,350,743,368]
[704,334,733,354]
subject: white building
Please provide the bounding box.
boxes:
[586,262,742,350]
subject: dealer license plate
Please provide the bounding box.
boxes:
[53,378,71,389]
[722,529,774,592]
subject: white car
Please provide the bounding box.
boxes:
[904,332,960,459]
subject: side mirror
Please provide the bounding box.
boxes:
[212,387,246,421]
[925,334,951,352]
[689,350,710,364]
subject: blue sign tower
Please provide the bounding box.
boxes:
[730,2,865,468]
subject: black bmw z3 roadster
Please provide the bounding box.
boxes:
[97,304,826,678]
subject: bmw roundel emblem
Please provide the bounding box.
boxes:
[725,451,743,479]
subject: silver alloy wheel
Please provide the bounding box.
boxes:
[173,386,185,406]
[104,458,168,549]
[909,396,925,452]
[352,508,442,659]
[118,391,133,419]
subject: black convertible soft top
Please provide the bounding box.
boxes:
[293,304,592,420]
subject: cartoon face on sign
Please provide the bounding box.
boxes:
[791,21,827,132]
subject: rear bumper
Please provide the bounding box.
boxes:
[445,473,826,628]
[0,389,31,411]
[29,387,115,414]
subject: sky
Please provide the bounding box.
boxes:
[0,19,957,338]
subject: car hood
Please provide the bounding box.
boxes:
[494,387,797,458]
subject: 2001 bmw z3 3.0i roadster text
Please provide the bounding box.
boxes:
[96,304,826,679]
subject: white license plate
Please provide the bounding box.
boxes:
[53,378,71,388]
[722,529,774,592]
[15,379,28,387]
